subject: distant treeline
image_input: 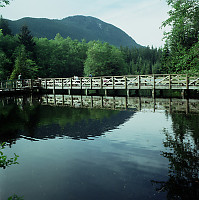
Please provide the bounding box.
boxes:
[0,22,163,80]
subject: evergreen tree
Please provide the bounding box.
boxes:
[18,25,36,53]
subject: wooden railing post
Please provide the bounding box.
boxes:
[112,76,114,89]
[153,74,156,89]
[61,79,64,90]
[186,74,189,89]
[70,78,72,89]
[30,79,33,89]
[138,75,140,89]
[53,79,55,94]
[80,77,82,89]
[45,79,47,89]
[169,74,171,89]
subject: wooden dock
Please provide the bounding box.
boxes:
[0,74,199,96]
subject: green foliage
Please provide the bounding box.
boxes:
[0,21,163,81]
[161,0,199,73]
[8,194,24,200]
[0,142,19,169]
[35,35,87,77]
[0,50,12,80]
[10,45,38,79]
[18,25,36,53]
[0,34,19,80]
[120,46,162,75]
[0,0,10,7]
[84,41,128,76]
[0,15,12,36]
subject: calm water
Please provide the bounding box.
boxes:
[0,96,198,200]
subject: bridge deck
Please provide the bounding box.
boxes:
[0,74,199,93]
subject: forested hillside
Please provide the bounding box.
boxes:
[0,23,161,80]
[7,15,140,48]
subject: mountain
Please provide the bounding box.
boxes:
[7,15,141,48]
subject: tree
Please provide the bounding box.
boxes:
[10,45,38,79]
[0,0,11,7]
[0,50,11,80]
[0,15,12,36]
[18,25,36,53]
[84,41,127,76]
[0,31,18,80]
[34,37,56,77]
[162,0,199,73]
[0,142,19,169]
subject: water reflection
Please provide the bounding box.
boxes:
[0,96,134,142]
[0,142,19,169]
[0,95,199,200]
[152,114,199,200]
[1,95,199,143]
[41,94,199,114]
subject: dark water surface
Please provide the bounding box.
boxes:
[0,96,198,200]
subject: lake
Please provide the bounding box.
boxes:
[0,95,198,200]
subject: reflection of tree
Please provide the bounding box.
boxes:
[0,98,41,144]
[8,194,24,200]
[152,128,199,200]
[0,142,19,169]
[0,96,133,141]
[171,113,199,145]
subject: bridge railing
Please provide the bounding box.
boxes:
[0,74,199,91]
[0,79,41,90]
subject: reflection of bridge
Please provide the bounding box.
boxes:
[1,95,199,114]
[41,94,199,114]
[0,74,199,97]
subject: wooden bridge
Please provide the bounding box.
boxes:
[0,74,199,97]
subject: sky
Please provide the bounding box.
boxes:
[0,0,171,48]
